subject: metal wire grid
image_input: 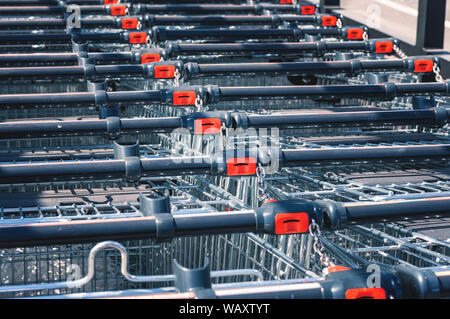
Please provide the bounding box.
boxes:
[0,19,448,299]
[156,124,450,275]
[0,177,312,298]
[2,140,450,297]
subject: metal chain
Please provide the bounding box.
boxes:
[174,68,180,87]
[219,122,227,149]
[309,219,334,269]
[146,34,152,47]
[256,163,269,202]
[433,62,444,82]
[363,31,369,41]
[195,95,204,111]
[393,44,407,59]
[336,18,342,29]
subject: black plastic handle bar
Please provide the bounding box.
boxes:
[24,266,401,299]
[0,3,314,16]
[185,56,439,78]
[0,64,147,79]
[151,26,353,42]
[0,81,448,109]
[0,198,324,246]
[1,144,450,183]
[166,38,396,57]
[145,14,336,27]
[1,107,447,139]
[318,196,450,229]
[0,90,163,107]
[0,51,163,66]
[395,265,450,299]
[0,17,119,29]
[0,57,436,80]
[0,27,352,45]
[0,116,182,138]
[216,82,450,101]
[0,14,339,30]
[133,3,303,15]
[0,208,258,247]
[0,0,259,4]
[0,31,147,45]
[0,4,117,15]
[0,193,450,259]
[0,39,389,67]
[0,0,115,4]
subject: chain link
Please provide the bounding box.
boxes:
[309,219,334,269]
[433,62,444,82]
[363,31,369,41]
[174,68,181,87]
[195,95,204,111]
[256,163,269,202]
[145,34,152,47]
[393,44,407,59]
[219,122,227,149]
[336,18,342,29]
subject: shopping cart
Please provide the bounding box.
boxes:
[1,0,450,300]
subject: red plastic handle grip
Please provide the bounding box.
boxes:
[110,5,127,16]
[154,65,176,78]
[141,53,161,64]
[121,18,139,29]
[173,91,197,106]
[301,5,316,15]
[375,41,393,53]
[347,28,364,40]
[226,157,257,176]
[322,16,337,26]
[327,265,351,273]
[345,288,387,299]
[194,118,221,134]
[414,59,434,73]
[274,212,309,234]
[129,32,147,44]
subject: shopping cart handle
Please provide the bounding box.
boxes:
[0,4,109,15]
[317,196,450,229]
[0,197,322,247]
[184,56,434,79]
[2,144,450,183]
[0,16,141,29]
[216,81,450,101]
[152,26,303,42]
[0,81,448,108]
[0,51,150,66]
[2,107,449,140]
[255,199,323,235]
[166,37,396,58]
[133,3,302,15]
[395,265,450,298]
[321,267,402,299]
[142,13,338,27]
[243,106,450,130]
[0,61,184,80]
[0,30,153,45]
